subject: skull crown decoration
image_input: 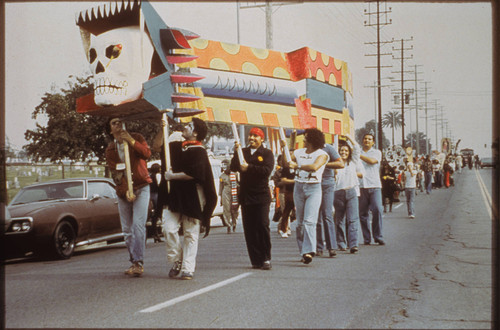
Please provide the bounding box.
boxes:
[75,0,205,119]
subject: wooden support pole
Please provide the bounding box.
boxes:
[232,123,246,165]
[122,123,135,201]
[161,112,171,193]
[278,127,291,163]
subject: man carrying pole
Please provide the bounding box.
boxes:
[230,126,274,270]
[159,117,217,280]
[105,117,152,277]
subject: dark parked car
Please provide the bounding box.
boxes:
[6,178,124,260]
[480,157,496,168]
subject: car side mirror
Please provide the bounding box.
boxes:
[90,194,101,201]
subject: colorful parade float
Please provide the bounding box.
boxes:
[74,0,354,161]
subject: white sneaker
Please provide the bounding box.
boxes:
[280,231,288,238]
[278,230,284,236]
[286,229,292,235]
[409,215,415,219]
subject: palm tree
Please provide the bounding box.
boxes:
[382,111,403,146]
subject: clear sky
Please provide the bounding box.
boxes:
[5,1,493,157]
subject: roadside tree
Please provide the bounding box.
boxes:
[382,111,403,146]
[405,131,431,155]
[355,119,390,150]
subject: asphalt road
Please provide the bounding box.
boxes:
[4,168,494,328]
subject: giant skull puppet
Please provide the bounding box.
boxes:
[88,26,154,106]
[76,1,204,117]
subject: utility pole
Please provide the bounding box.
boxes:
[413,64,423,155]
[236,2,241,44]
[423,81,432,154]
[364,80,392,149]
[434,100,442,151]
[440,105,445,143]
[373,81,378,147]
[239,1,302,49]
[364,0,392,151]
[435,101,439,151]
[265,2,273,49]
[392,37,413,147]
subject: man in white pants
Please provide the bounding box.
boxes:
[161,118,217,280]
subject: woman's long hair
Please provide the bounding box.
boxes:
[338,141,353,165]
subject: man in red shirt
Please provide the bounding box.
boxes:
[106,117,152,277]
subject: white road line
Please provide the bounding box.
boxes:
[474,169,494,219]
[393,203,403,209]
[139,272,253,313]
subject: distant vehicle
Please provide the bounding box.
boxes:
[460,148,474,157]
[480,157,496,169]
[460,148,474,166]
[6,178,124,260]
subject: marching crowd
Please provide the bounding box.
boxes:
[106,116,470,280]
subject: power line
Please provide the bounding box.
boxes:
[320,5,370,44]
[392,36,413,147]
[239,1,302,49]
[364,0,393,150]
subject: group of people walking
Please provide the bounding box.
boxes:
[105,117,392,279]
[272,130,386,264]
[380,149,465,221]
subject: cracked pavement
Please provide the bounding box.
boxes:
[387,169,493,329]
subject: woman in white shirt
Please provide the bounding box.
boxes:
[334,135,364,254]
[402,162,418,218]
[286,128,329,264]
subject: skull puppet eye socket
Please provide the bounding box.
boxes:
[89,48,97,63]
[106,44,122,59]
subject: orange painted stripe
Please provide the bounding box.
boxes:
[230,110,248,124]
[206,107,215,121]
[261,113,280,127]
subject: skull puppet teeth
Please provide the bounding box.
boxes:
[94,77,128,96]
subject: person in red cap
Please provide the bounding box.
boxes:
[230,127,275,270]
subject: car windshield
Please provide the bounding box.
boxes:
[10,181,85,205]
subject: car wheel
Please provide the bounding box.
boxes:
[52,220,76,259]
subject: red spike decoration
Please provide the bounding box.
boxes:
[170,72,204,84]
[166,54,199,64]
[171,92,201,103]
[174,108,205,117]
[160,28,199,49]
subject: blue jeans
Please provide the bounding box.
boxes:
[405,188,416,217]
[294,182,322,256]
[317,178,337,252]
[334,187,359,249]
[424,171,433,194]
[359,187,384,243]
[117,185,150,264]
